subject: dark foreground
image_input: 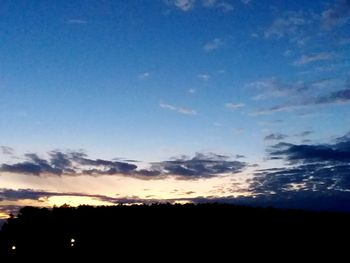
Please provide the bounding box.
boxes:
[0,204,349,260]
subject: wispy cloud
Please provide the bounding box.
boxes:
[1,146,14,155]
[138,72,151,79]
[203,38,224,52]
[160,103,197,115]
[264,11,309,40]
[197,74,210,81]
[66,19,88,25]
[160,103,177,111]
[247,78,306,100]
[258,120,284,126]
[253,88,350,115]
[165,0,233,13]
[295,131,314,137]
[225,103,245,109]
[264,133,288,141]
[188,88,196,94]
[321,0,350,29]
[216,2,234,12]
[339,37,350,45]
[202,0,216,7]
[202,0,233,12]
[294,52,337,65]
[165,0,196,11]
[283,49,293,57]
[232,128,245,134]
[178,107,197,115]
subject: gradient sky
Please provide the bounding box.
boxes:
[1,0,350,217]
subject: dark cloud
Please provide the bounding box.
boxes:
[313,88,350,104]
[1,153,71,176]
[295,131,314,137]
[264,133,288,141]
[0,146,14,155]
[268,139,350,164]
[0,151,138,176]
[0,151,246,179]
[302,139,312,143]
[0,188,122,205]
[150,153,246,179]
[0,188,59,201]
[254,88,350,115]
[252,132,350,197]
[322,0,350,29]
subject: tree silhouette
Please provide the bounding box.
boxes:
[0,204,349,260]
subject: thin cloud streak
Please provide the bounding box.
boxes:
[160,103,197,115]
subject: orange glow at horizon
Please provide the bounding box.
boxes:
[47,196,114,207]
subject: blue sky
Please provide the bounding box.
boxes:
[1,0,350,214]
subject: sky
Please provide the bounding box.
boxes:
[1,0,350,218]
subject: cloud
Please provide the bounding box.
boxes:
[264,133,288,141]
[165,0,233,12]
[295,131,314,137]
[188,88,195,94]
[202,0,233,12]
[202,0,216,7]
[258,120,284,126]
[225,103,245,109]
[197,74,210,81]
[165,0,196,11]
[241,0,250,4]
[66,19,88,25]
[1,153,65,176]
[264,11,309,40]
[268,136,350,164]
[160,103,197,115]
[247,78,306,100]
[1,146,14,155]
[252,132,350,196]
[203,38,224,52]
[339,37,350,45]
[0,188,131,205]
[138,72,150,79]
[0,151,246,179]
[294,52,337,65]
[178,107,197,115]
[0,151,137,176]
[159,103,177,111]
[150,153,246,179]
[321,0,350,29]
[312,88,350,104]
[253,87,350,115]
[232,128,244,134]
[216,2,234,12]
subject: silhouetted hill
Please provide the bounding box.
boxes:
[0,204,349,260]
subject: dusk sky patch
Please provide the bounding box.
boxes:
[0,0,349,214]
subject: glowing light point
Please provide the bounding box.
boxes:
[70,238,75,247]
[11,245,16,250]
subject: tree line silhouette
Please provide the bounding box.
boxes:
[0,203,349,260]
